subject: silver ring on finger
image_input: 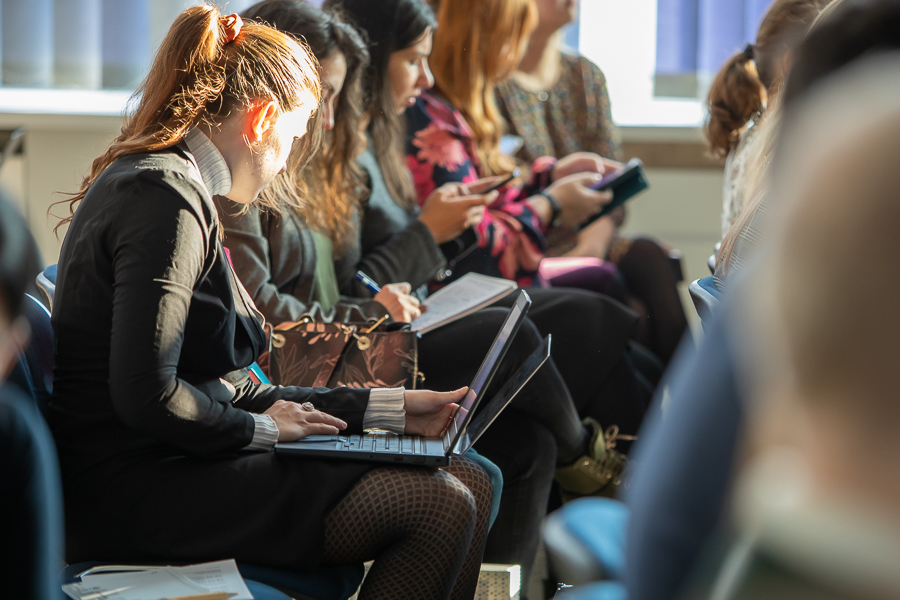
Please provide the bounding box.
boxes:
[301,402,315,412]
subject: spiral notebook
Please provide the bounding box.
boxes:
[410,273,517,334]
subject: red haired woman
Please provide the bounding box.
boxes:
[47,6,491,599]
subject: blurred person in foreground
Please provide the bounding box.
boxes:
[0,197,60,600]
[696,54,900,600]
[616,3,900,600]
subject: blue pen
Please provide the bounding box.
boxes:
[355,270,382,294]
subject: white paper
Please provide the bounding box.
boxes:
[411,273,517,334]
[62,559,254,600]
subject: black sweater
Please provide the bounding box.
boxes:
[48,146,371,473]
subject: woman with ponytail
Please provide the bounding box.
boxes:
[707,0,830,238]
[47,6,493,599]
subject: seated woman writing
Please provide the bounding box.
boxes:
[219,0,629,582]
[46,7,492,600]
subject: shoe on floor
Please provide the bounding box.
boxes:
[554,418,633,502]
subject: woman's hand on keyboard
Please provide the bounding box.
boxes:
[403,388,467,437]
[263,400,348,441]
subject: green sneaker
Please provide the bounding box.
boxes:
[554,418,634,502]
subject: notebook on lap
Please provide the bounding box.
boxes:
[275,290,535,466]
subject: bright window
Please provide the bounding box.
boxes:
[578,0,772,128]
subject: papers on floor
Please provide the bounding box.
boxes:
[410,273,517,334]
[62,559,253,600]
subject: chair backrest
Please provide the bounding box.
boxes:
[689,277,722,328]
[35,265,57,313]
[543,498,630,585]
[14,294,54,415]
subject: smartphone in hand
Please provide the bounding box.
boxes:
[475,167,522,195]
[576,158,649,231]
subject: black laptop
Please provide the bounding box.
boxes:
[275,290,534,466]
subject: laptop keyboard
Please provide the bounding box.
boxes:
[337,434,424,454]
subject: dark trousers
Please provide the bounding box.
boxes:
[493,286,651,436]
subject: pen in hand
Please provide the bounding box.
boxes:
[355,271,382,294]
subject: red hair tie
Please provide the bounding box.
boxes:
[220,14,243,45]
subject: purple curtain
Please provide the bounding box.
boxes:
[654,0,772,98]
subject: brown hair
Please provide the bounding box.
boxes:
[53,3,321,232]
[245,0,369,251]
[325,0,437,209]
[430,0,537,175]
[705,0,828,158]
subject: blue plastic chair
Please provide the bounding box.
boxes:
[543,498,630,586]
[688,276,721,327]
[21,287,365,600]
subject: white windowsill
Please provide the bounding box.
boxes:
[0,87,705,141]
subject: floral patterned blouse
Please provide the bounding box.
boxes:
[405,92,557,287]
[495,51,623,165]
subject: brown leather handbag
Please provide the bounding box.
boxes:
[265,315,423,389]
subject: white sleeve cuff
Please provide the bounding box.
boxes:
[246,413,279,451]
[364,387,406,434]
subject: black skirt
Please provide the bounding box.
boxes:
[62,448,374,569]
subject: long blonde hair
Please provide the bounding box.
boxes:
[53,3,321,232]
[430,0,537,175]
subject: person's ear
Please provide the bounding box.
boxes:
[246,100,280,144]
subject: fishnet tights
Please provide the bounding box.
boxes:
[321,457,492,600]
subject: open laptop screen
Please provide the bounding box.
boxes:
[445,291,531,445]
[455,335,551,455]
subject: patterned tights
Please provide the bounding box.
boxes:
[322,457,492,600]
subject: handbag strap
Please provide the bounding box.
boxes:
[311,329,354,387]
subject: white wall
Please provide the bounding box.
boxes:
[0,122,723,331]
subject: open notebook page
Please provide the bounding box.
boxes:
[62,559,253,600]
[411,273,517,334]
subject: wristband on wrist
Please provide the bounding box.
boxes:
[538,191,562,227]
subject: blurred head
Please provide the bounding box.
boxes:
[745,56,900,509]
[782,0,900,111]
[430,0,537,175]
[718,0,900,276]
[705,0,829,158]
[533,0,578,34]
[243,0,369,251]
[0,199,39,381]
[326,0,437,207]
[54,4,322,227]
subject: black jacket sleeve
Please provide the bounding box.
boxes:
[226,370,370,433]
[106,184,373,453]
[335,205,446,298]
[106,183,261,454]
